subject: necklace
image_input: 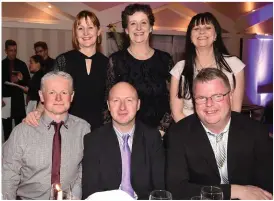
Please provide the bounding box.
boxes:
[128,47,153,59]
[196,58,216,72]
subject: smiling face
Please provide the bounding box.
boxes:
[191,22,216,49]
[125,11,152,44]
[39,76,74,119]
[194,78,232,131]
[107,82,140,130]
[76,17,101,49]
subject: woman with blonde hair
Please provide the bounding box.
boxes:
[24,10,108,131]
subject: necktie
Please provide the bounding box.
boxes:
[51,121,63,185]
[216,133,229,184]
[120,134,134,198]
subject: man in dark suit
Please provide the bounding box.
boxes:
[34,41,55,73]
[2,39,30,141]
[82,82,165,199]
[165,68,273,200]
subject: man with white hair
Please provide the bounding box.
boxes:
[2,71,90,199]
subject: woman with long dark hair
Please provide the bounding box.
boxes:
[170,12,245,122]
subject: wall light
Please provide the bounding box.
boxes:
[48,5,52,8]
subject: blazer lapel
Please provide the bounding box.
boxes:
[192,115,220,177]
[227,113,245,181]
[105,124,122,184]
[131,121,144,185]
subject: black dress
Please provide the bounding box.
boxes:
[106,49,174,131]
[54,50,109,131]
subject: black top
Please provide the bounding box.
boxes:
[107,49,174,131]
[2,57,30,117]
[55,50,109,130]
[27,69,44,101]
[43,56,55,74]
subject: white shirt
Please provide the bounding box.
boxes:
[201,119,231,184]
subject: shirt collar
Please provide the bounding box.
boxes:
[41,113,69,130]
[113,124,135,139]
[201,118,231,136]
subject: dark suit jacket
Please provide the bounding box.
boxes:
[165,112,273,200]
[82,121,165,199]
[2,57,30,117]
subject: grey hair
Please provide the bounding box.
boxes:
[192,68,231,95]
[40,71,74,92]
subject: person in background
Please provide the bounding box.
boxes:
[106,4,174,134]
[2,39,30,141]
[2,71,90,199]
[165,68,272,200]
[17,55,45,114]
[170,12,245,122]
[82,82,165,200]
[25,10,108,131]
[34,41,55,73]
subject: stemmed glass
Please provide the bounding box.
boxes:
[149,190,172,200]
[201,186,223,200]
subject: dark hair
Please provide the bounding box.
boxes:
[30,55,44,69]
[34,41,48,50]
[121,3,155,29]
[193,68,231,95]
[72,10,100,50]
[5,39,17,49]
[178,12,235,100]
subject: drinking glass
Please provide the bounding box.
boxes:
[201,186,223,200]
[191,195,208,200]
[149,190,172,200]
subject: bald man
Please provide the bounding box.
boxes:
[82,82,165,200]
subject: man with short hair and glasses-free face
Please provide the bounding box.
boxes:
[34,41,55,73]
[165,68,273,200]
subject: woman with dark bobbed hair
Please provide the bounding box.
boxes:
[106,3,174,133]
[170,12,245,122]
[24,10,108,131]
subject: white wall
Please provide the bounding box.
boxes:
[2,27,73,64]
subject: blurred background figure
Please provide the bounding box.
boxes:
[34,41,55,73]
[2,39,30,141]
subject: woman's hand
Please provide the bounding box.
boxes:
[22,110,42,126]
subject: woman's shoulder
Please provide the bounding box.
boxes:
[96,52,109,62]
[223,55,246,72]
[170,60,186,79]
[154,49,172,59]
[57,49,78,58]
[109,49,126,59]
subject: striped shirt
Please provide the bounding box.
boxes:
[201,119,231,184]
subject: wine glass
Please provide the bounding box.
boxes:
[191,195,209,200]
[201,186,223,200]
[149,190,172,200]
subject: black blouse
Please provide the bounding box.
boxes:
[55,50,109,130]
[27,69,44,101]
[106,49,174,131]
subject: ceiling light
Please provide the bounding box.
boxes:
[252,9,255,12]
[265,33,269,36]
[48,5,52,8]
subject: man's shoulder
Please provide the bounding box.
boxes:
[84,123,112,141]
[15,58,27,65]
[231,111,265,130]
[68,114,90,129]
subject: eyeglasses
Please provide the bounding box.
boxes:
[194,91,230,105]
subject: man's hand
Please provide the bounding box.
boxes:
[231,185,273,200]
[11,75,19,83]
[22,110,42,126]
